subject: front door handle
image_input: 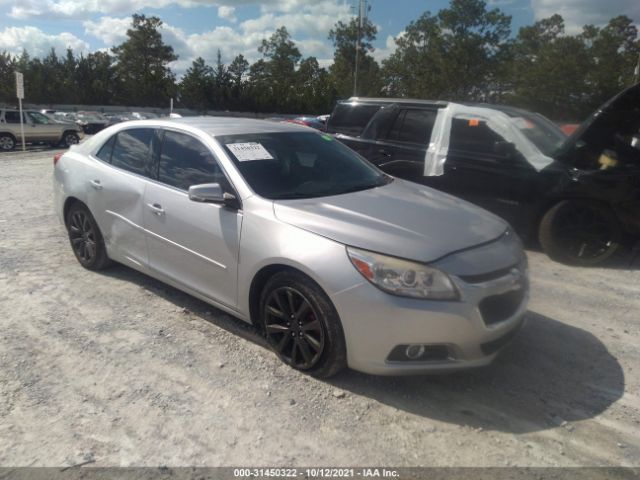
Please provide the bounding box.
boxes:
[89,179,103,190]
[378,149,392,157]
[147,203,165,216]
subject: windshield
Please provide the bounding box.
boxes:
[508,112,566,156]
[218,131,391,200]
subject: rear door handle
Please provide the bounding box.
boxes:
[147,203,165,216]
[89,180,103,190]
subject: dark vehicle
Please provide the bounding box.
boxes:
[283,116,327,131]
[328,85,640,266]
[76,112,110,134]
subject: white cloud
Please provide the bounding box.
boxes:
[5,0,345,20]
[83,16,130,46]
[2,0,364,78]
[531,0,640,33]
[218,5,236,22]
[372,32,403,64]
[0,26,89,57]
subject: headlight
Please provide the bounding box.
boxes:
[346,246,459,300]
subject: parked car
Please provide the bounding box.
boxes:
[0,109,83,150]
[76,112,110,134]
[53,118,528,377]
[328,85,640,266]
[283,116,326,131]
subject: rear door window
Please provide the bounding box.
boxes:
[328,104,380,136]
[110,128,154,177]
[3,111,22,124]
[96,136,116,162]
[387,109,436,145]
[158,130,227,191]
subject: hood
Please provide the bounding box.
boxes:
[558,82,640,156]
[273,179,508,263]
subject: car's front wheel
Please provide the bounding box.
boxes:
[0,134,16,151]
[260,271,347,378]
[539,200,622,266]
[65,203,111,270]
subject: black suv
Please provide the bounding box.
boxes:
[327,86,640,266]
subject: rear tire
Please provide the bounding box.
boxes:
[539,200,622,266]
[260,271,347,378]
[0,134,16,151]
[65,203,111,270]
[62,131,80,148]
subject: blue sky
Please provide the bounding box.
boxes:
[0,0,638,76]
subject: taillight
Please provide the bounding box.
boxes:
[53,153,63,166]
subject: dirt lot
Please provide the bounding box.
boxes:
[0,149,639,468]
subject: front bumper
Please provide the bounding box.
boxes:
[331,260,529,376]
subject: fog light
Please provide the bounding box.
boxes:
[405,344,426,360]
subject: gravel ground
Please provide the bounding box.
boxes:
[0,149,639,468]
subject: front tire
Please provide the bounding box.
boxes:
[539,200,622,266]
[65,203,111,270]
[260,271,347,378]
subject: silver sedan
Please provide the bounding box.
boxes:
[53,117,529,377]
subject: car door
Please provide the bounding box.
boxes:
[372,108,445,190]
[143,129,242,309]
[85,128,155,269]
[440,117,539,230]
[3,111,26,141]
[25,112,57,142]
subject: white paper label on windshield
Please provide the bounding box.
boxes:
[226,142,274,161]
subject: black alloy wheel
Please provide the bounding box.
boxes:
[539,200,621,265]
[260,271,346,377]
[264,287,325,370]
[65,204,111,270]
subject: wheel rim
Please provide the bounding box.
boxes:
[66,134,78,145]
[0,137,14,150]
[264,287,325,370]
[68,210,97,264]
[552,204,615,260]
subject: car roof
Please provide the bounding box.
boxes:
[169,116,312,136]
[343,97,449,108]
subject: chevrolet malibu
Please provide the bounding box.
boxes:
[53,118,529,377]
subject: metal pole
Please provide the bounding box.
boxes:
[353,0,364,97]
[18,97,25,151]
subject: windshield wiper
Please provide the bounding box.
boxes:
[334,176,393,195]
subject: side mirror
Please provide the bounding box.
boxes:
[188,183,238,208]
[493,141,517,158]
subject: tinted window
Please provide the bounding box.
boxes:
[96,136,116,162]
[449,118,504,155]
[4,111,22,124]
[111,129,153,176]
[26,112,50,124]
[327,104,380,136]
[159,131,226,191]
[394,109,436,144]
[219,132,390,200]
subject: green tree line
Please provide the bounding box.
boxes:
[1,0,639,120]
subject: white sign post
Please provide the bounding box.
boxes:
[15,72,26,151]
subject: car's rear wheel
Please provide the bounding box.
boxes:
[0,134,16,151]
[260,271,346,378]
[539,200,622,266]
[65,203,111,270]
[62,132,80,148]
